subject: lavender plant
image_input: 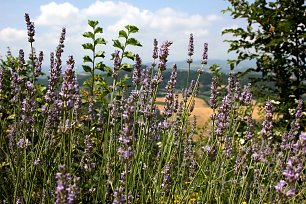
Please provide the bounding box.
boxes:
[0,14,305,204]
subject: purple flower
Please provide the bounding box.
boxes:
[24,13,35,43]
[34,51,44,77]
[55,166,68,204]
[261,99,273,139]
[240,83,252,104]
[18,49,26,73]
[44,106,60,136]
[209,76,219,109]
[8,125,16,151]
[81,135,96,172]
[113,187,132,204]
[34,159,40,166]
[285,189,295,197]
[113,50,120,78]
[187,33,194,63]
[21,81,36,131]
[67,177,80,204]
[161,163,172,195]
[10,71,20,103]
[88,99,95,122]
[56,28,66,64]
[227,73,235,96]
[277,132,306,198]
[17,138,30,149]
[300,132,306,143]
[54,165,79,204]
[188,33,194,56]
[158,40,173,71]
[214,94,232,139]
[58,56,80,111]
[152,38,158,60]
[162,64,177,117]
[245,113,254,140]
[275,180,287,193]
[118,95,136,161]
[233,80,241,101]
[16,198,21,204]
[132,54,142,85]
[158,120,170,130]
[45,28,66,104]
[201,43,208,64]
[187,80,196,97]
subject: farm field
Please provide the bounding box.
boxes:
[156,95,263,126]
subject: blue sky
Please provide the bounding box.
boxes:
[0,0,243,68]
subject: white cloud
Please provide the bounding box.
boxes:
[82,1,140,18]
[0,27,26,42]
[35,2,84,26]
[1,1,232,66]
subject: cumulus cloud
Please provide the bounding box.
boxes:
[1,0,231,65]
[82,1,219,36]
[82,1,140,18]
[35,2,84,26]
[0,27,26,42]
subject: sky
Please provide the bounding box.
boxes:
[0,0,244,70]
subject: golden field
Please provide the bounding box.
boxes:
[156,95,263,127]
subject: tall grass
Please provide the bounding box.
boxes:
[0,14,305,204]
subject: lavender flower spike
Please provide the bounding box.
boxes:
[81,135,96,172]
[132,54,142,85]
[24,13,35,43]
[158,40,173,71]
[58,56,80,111]
[113,50,120,78]
[209,76,219,109]
[161,163,172,196]
[261,99,273,139]
[152,39,158,60]
[201,43,208,65]
[162,64,177,117]
[55,165,80,204]
[21,81,36,130]
[187,33,194,63]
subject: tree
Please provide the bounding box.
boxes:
[223,0,305,121]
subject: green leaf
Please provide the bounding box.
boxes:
[94,38,106,46]
[95,51,105,58]
[95,62,106,71]
[120,63,133,72]
[83,32,94,39]
[119,30,128,39]
[88,20,99,28]
[7,114,16,120]
[104,66,113,77]
[82,65,92,73]
[38,86,47,92]
[126,38,142,47]
[83,55,93,63]
[123,51,135,60]
[125,25,139,33]
[94,27,103,34]
[82,43,94,51]
[113,40,124,50]
[116,74,130,87]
